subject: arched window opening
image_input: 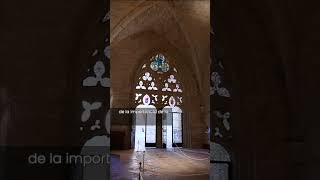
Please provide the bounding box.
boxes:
[133,54,184,150]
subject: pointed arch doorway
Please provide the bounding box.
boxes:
[133,54,184,151]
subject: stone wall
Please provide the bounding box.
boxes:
[110,0,210,148]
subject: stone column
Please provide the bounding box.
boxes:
[134,111,146,151]
[165,108,173,150]
[0,88,9,180]
[156,113,163,148]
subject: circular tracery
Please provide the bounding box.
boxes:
[150,54,170,72]
[135,54,183,108]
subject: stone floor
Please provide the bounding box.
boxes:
[111,148,210,180]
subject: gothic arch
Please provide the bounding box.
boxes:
[111,1,210,148]
[133,53,184,108]
[110,1,202,89]
[111,31,200,109]
[131,51,187,109]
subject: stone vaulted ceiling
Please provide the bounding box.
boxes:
[111,0,210,126]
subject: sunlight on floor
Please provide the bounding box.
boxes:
[111,148,209,180]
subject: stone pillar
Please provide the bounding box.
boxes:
[134,111,146,151]
[156,113,162,148]
[0,88,9,146]
[0,88,8,180]
[165,109,173,150]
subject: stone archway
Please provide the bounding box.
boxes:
[111,0,209,150]
[132,53,185,150]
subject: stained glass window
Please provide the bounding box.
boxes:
[134,53,184,149]
[150,54,170,72]
[134,54,183,108]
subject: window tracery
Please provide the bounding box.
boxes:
[134,54,183,108]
